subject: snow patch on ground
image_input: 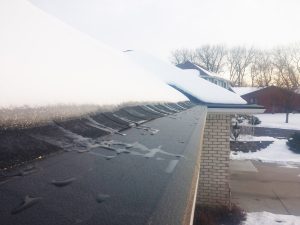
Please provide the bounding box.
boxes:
[254,114,300,130]
[231,138,300,166]
[125,50,247,105]
[232,135,276,142]
[244,211,300,225]
[0,0,187,127]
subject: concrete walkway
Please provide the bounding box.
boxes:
[230,160,300,216]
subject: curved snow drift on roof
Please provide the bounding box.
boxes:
[0,0,187,127]
[232,87,263,96]
[125,50,246,105]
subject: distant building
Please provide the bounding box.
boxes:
[233,86,300,113]
[176,61,232,90]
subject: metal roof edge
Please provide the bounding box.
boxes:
[205,104,265,114]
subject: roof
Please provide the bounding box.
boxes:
[0,102,205,225]
[125,51,247,105]
[232,87,263,96]
[176,61,229,82]
[176,61,206,73]
[0,0,186,128]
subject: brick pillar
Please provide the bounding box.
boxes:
[197,113,231,206]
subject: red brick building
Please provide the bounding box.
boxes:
[237,86,300,113]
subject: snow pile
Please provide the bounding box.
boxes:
[231,137,300,166]
[244,211,300,225]
[233,87,262,96]
[254,113,300,130]
[0,0,187,128]
[125,50,247,105]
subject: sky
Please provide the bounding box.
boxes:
[30,0,300,61]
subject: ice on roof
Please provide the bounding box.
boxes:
[0,0,187,126]
[233,87,262,96]
[125,51,247,105]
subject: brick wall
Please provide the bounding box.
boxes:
[197,113,231,206]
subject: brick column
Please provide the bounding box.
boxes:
[197,113,231,206]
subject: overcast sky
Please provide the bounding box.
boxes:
[31,0,300,61]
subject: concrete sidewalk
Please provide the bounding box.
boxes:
[230,160,300,216]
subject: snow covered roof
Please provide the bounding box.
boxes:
[294,88,300,94]
[232,87,263,96]
[125,51,247,105]
[177,61,229,82]
[0,0,187,127]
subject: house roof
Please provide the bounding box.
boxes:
[176,61,207,74]
[125,51,247,105]
[232,87,263,96]
[0,102,205,225]
[0,2,264,225]
[176,61,229,82]
[0,0,187,128]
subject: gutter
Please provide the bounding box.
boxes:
[206,103,265,114]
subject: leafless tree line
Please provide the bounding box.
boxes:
[171,43,300,90]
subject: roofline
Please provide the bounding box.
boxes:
[239,86,266,96]
[200,74,231,84]
[240,85,300,97]
[206,104,265,114]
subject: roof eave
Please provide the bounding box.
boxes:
[206,104,265,114]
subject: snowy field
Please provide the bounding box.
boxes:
[254,113,300,130]
[231,137,300,167]
[244,211,300,225]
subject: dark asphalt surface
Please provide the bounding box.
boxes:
[0,106,206,225]
[254,127,299,139]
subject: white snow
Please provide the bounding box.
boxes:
[190,65,227,81]
[232,135,276,142]
[125,50,247,105]
[0,0,187,127]
[233,87,262,96]
[244,211,300,225]
[231,138,300,166]
[254,113,300,130]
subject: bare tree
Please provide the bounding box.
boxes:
[273,46,299,89]
[272,46,300,123]
[226,46,254,86]
[170,43,300,92]
[193,44,227,73]
[250,49,274,87]
[170,48,195,65]
[291,42,300,80]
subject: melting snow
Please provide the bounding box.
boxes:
[244,211,300,225]
[125,50,247,105]
[232,135,277,142]
[0,0,187,128]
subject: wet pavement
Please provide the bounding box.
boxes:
[230,160,300,216]
[0,106,206,225]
